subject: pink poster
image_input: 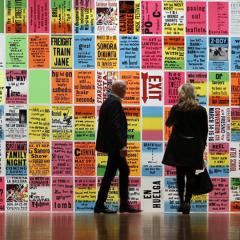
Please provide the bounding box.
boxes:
[52,177,73,211]
[141,1,162,34]
[28,0,49,33]
[164,166,176,177]
[186,2,206,35]
[129,177,141,210]
[52,142,73,176]
[208,2,229,35]
[209,178,229,212]
[0,177,4,211]
[164,72,185,105]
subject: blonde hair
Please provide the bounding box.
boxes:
[177,83,198,111]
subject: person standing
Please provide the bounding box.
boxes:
[94,80,141,214]
[162,83,208,214]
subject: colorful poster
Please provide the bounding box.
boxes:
[164,72,185,105]
[142,177,163,211]
[0,71,4,103]
[142,142,163,176]
[52,141,73,176]
[141,71,163,105]
[0,177,4,211]
[74,36,95,69]
[125,107,140,141]
[128,177,141,210]
[29,142,50,176]
[52,70,72,104]
[74,106,95,140]
[51,0,72,33]
[209,178,229,212]
[208,2,229,35]
[96,0,118,34]
[6,0,27,33]
[0,142,4,175]
[141,1,162,34]
[96,71,118,105]
[28,0,49,33]
[52,177,73,211]
[51,36,72,69]
[120,71,140,105]
[127,142,141,176]
[0,1,3,33]
[164,177,179,212]
[231,108,240,142]
[186,2,206,35]
[75,142,95,176]
[209,72,229,106]
[75,177,96,211]
[209,143,229,177]
[6,35,27,68]
[74,71,95,104]
[74,0,94,33]
[231,38,240,71]
[209,37,229,71]
[230,178,240,212]
[6,176,28,211]
[186,36,207,70]
[142,107,163,141]
[187,72,207,106]
[0,107,3,141]
[5,106,27,140]
[29,177,51,211]
[163,0,184,35]
[231,1,240,35]
[97,151,108,176]
[230,143,240,178]
[119,0,140,34]
[191,194,207,213]
[141,36,162,70]
[5,70,27,104]
[29,35,50,68]
[120,36,140,69]
[6,141,27,176]
[52,106,73,140]
[231,73,240,106]
[164,36,184,70]
[29,106,50,140]
[97,35,117,69]
[208,107,231,142]
[0,37,5,68]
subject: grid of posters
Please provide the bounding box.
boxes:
[0,0,238,213]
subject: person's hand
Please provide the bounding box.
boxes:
[120,147,127,158]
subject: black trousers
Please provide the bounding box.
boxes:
[176,167,195,204]
[96,151,130,207]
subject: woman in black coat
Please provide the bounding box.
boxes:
[162,83,208,214]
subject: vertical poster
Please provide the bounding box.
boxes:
[74,71,95,104]
[51,0,72,33]
[119,35,140,69]
[141,71,163,105]
[230,143,240,178]
[29,177,51,211]
[75,177,96,211]
[29,142,50,176]
[128,177,141,210]
[164,177,179,212]
[230,178,240,212]
[0,71,4,103]
[0,1,3,33]
[74,106,95,140]
[142,107,163,141]
[96,0,118,34]
[186,37,207,70]
[0,142,4,175]
[52,177,73,211]
[28,0,49,33]
[141,36,162,70]
[75,142,95,176]
[230,1,240,35]
[52,141,73,176]
[231,38,240,71]
[74,0,94,34]
[127,142,141,176]
[74,35,95,69]
[119,0,140,34]
[51,36,73,69]
[141,1,162,35]
[164,37,184,70]
[231,73,240,106]
[125,107,140,141]
[231,108,240,142]
[5,70,27,104]
[97,151,108,176]
[52,70,72,104]
[0,177,4,211]
[0,37,5,68]
[29,106,50,140]
[97,36,118,69]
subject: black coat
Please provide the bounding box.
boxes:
[162,105,208,169]
[96,94,127,153]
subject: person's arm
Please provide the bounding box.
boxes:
[166,106,176,127]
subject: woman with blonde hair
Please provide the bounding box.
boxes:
[162,83,208,214]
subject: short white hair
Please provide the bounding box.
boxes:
[112,80,126,91]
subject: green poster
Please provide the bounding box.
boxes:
[0,1,3,33]
[6,35,27,68]
[29,70,50,104]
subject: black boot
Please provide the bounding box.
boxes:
[182,202,190,214]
